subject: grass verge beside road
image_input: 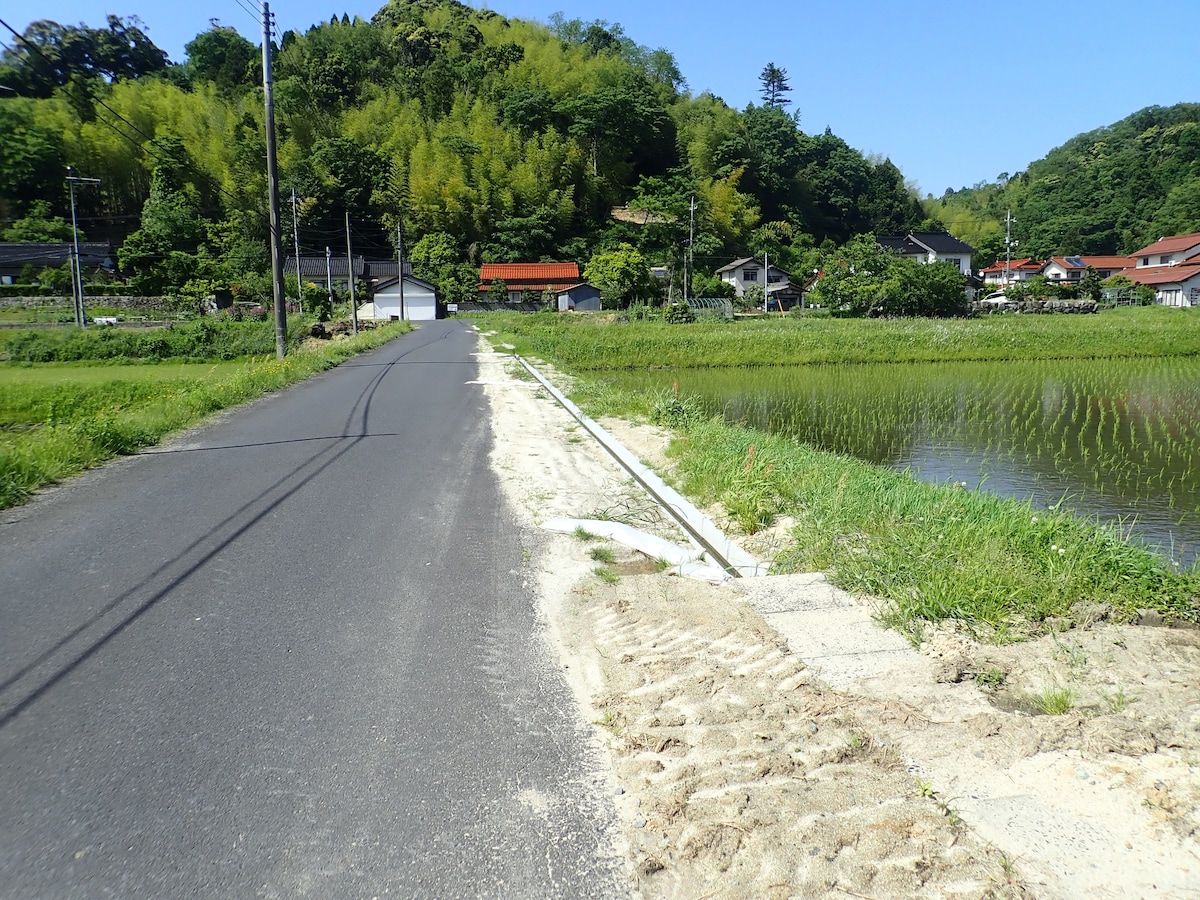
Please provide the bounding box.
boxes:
[0,323,410,509]
[479,308,1200,637]
[573,381,1200,639]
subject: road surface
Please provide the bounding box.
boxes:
[0,320,627,898]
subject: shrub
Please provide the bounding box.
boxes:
[663,300,695,324]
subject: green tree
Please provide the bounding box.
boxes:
[808,234,897,316]
[2,200,76,241]
[487,277,509,303]
[0,16,168,98]
[884,260,965,317]
[183,27,259,93]
[0,104,64,213]
[585,243,656,307]
[1078,266,1104,303]
[759,62,792,109]
[118,141,208,294]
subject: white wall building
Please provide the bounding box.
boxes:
[716,257,792,297]
[361,274,438,321]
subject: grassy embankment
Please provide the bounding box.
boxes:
[0,320,411,509]
[483,307,1200,639]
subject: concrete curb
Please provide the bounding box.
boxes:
[516,356,768,578]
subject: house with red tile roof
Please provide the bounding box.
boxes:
[1132,232,1200,269]
[478,262,581,301]
[1122,260,1200,307]
[980,257,1045,286]
[1041,255,1134,283]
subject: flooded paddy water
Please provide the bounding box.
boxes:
[601,356,1200,567]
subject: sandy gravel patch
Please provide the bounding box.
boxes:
[477,339,1200,899]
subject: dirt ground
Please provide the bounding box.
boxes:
[475,337,1200,899]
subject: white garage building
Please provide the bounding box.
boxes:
[360,274,439,321]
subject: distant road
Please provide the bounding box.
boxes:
[0,320,627,898]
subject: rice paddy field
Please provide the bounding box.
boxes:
[482,306,1200,631]
[601,356,1200,567]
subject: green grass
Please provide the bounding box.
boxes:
[474,308,1200,639]
[1032,686,1077,715]
[589,545,616,564]
[478,305,1200,371]
[669,417,1199,636]
[0,324,410,509]
[0,318,311,363]
[594,566,620,585]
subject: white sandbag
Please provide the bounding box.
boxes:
[540,518,703,566]
[667,563,733,584]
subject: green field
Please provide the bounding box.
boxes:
[0,324,409,509]
[483,305,1200,370]
[481,307,1200,637]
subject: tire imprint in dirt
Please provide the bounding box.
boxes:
[576,575,1030,899]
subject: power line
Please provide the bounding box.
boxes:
[230,0,264,28]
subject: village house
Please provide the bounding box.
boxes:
[478,262,581,302]
[1114,233,1200,307]
[716,258,793,297]
[1122,261,1200,307]
[358,272,439,321]
[0,242,116,283]
[1041,255,1133,282]
[980,257,1044,287]
[1133,232,1200,269]
[877,232,975,277]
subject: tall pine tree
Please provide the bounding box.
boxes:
[759,62,792,108]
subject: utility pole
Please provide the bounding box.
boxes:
[345,212,358,335]
[261,1,287,357]
[325,246,334,316]
[291,187,303,315]
[396,223,406,321]
[1004,209,1017,288]
[66,167,100,328]
[686,195,696,301]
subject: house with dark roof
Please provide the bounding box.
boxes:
[284,254,366,290]
[715,257,793,298]
[478,263,581,301]
[359,272,439,321]
[877,232,975,277]
[283,255,416,291]
[0,242,116,283]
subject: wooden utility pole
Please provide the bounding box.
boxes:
[262,1,287,357]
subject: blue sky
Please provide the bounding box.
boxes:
[7,0,1199,197]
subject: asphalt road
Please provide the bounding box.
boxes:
[0,320,628,898]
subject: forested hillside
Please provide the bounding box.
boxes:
[0,0,926,302]
[927,104,1200,267]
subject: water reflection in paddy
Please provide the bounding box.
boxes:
[600,357,1200,567]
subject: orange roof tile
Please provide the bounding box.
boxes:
[1132,232,1200,257]
[1124,261,1200,286]
[479,263,580,282]
[980,258,1043,273]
